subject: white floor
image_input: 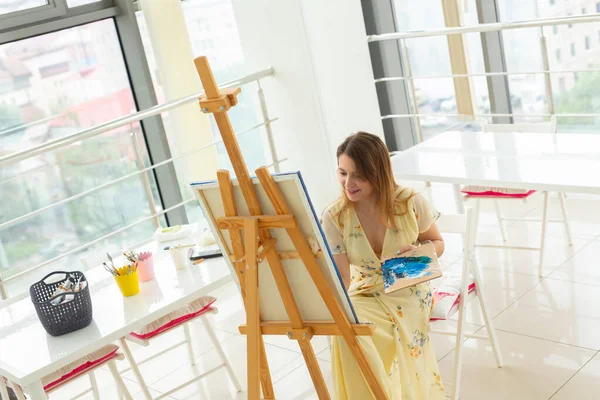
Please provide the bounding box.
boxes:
[48,182,600,400]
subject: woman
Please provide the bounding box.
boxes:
[321,132,446,400]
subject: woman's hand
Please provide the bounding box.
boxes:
[397,244,417,255]
[396,244,417,256]
[381,245,417,262]
[418,221,445,257]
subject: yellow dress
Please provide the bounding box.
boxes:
[321,187,446,400]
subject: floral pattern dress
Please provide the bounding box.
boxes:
[321,187,445,400]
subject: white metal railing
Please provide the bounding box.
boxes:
[0,68,274,168]
[382,113,600,119]
[373,68,600,82]
[0,67,281,299]
[367,13,600,42]
[369,12,600,139]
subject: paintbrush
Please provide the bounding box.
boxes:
[105,255,120,276]
[163,244,195,251]
[106,253,115,267]
[123,250,138,264]
[103,262,119,276]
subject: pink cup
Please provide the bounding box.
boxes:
[137,252,155,282]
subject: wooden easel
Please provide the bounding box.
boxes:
[193,56,389,400]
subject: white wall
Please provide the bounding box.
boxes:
[231,0,383,212]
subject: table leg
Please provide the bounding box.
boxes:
[453,184,465,213]
[538,192,549,278]
[26,380,47,400]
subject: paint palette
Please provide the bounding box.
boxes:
[382,241,442,293]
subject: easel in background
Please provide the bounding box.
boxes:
[193,56,389,400]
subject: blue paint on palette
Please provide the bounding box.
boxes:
[382,256,433,288]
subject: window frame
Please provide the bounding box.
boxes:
[0,0,114,32]
[0,1,69,31]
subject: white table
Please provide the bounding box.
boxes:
[0,248,232,399]
[391,130,600,276]
[391,131,600,194]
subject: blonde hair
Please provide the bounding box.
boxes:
[335,132,415,229]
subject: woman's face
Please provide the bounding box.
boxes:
[337,153,374,203]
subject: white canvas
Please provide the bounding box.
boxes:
[190,171,358,324]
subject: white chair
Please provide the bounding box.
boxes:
[0,345,133,400]
[430,209,503,400]
[119,297,242,400]
[462,116,572,277]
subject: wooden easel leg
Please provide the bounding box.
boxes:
[298,340,330,399]
[245,218,261,400]
[259,341,275,399]
[216,170,275,398]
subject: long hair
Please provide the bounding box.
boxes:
[336,131,414,229]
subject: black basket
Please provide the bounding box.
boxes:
[29,271,93,337]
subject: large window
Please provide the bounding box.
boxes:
[0,0,274,296]
[0,19,134,140]
[368,0,600,145]
[499,1,600,129]
[0,19,164,294]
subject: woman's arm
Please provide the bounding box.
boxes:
[418,221,445,257]
[333,253,352,290]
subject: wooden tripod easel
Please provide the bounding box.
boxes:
[193,56,389,400]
